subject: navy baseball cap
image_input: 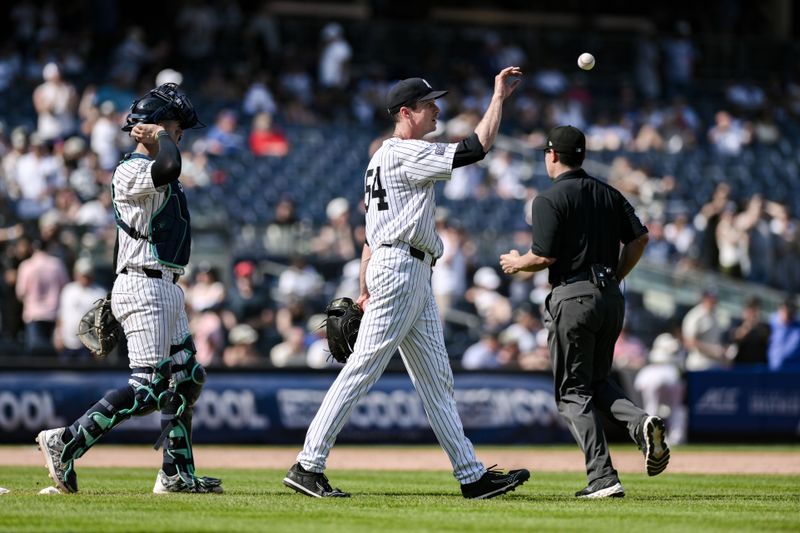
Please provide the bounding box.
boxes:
[386,78,448,115]
[539,125,586,154]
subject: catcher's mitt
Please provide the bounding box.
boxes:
[77,294,122,358]
[324,297,363,364]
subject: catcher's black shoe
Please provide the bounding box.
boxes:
[641,415,670,476]
[575,476,625,498]
[283,463,350,498]
[461,465,530,499]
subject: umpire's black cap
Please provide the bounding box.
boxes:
[386,78,448,116]
[538,125,586,154]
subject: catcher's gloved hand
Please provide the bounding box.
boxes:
[77,294,123,358]
[324,297,363,364]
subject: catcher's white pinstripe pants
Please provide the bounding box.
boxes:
[297,245,485,484]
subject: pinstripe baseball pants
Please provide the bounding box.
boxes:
[297,245,485,484]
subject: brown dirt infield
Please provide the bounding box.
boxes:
[4,445,799,475]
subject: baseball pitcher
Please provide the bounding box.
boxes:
[284,67,531,499]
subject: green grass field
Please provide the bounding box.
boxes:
[0,466,798,533]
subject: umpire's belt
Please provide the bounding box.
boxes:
[120,267,180,284]
[556,271,592,286]
[381,242,437,267]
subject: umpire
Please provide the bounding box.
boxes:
[499,125,669,498]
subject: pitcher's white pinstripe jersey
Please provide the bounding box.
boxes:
[113,154,183,275]
[365,138,457,258]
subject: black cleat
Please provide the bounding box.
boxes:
[642,415,670,476]
[283,463,350,498]
[461,465,530,499]
[575,476,625,498]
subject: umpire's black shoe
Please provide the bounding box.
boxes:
[575,476,625,499]
[461,465,530,499]
[642,415,670,476]
[283,463,350,498]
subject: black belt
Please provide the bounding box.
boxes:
[557,271,592,286]
[381,243,437,267]
[120,267,179,284]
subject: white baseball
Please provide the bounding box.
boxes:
[0,487,9,495]
[578,52,595,71]
[38,486,62,495]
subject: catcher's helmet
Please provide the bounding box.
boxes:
[122,83,204,132]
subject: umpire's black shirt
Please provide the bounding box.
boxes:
[531,168,648,286]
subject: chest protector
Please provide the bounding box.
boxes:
[114,178,192,268]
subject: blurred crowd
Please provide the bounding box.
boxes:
[1,0,800,428]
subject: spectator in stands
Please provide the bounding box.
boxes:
[243,73,278,117]
[75,189,114,230]
[306,313,336,369]
[32,62,78,142]
[767,297,800,371]
[663,212,696,261]
[317,22,352,119]
[715,202,745,278]
[707,110,752,156]
[270,326,307,368]
[11,133,62,220]
[500,303,541,354]
[642,218,677,264]
[2,127,28,196]
[189,305,225,368]
[178,148,212,189]
[661,20,696,99]
[461,329,503,370]
[89,100,122,171]
[276,255,324,305]
[176,0,219,62]
[682,288,731,371]
[694,182,730,271]
[736,195,774,284]
[634,332,687,445]
[54,258,105,359]
[1,235,32,344]
[432,209,468,317]
[185,262,225,314]
[223,260,274,341]
[727,295,770,366]
[223,323,262,367]
[249,111,289,158]
[310,197,356,261]
[15,238,69,354]
[263,197,312,257]
[465,266,512,331]
[204,109,245,156]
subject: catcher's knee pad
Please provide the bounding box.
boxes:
[170,336,205,406]
[62,385,138,461]
[129,357,173,415]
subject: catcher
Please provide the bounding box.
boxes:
[36,82,222,495]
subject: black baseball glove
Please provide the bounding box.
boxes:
[77,294,123,358]
[324,297,363,364]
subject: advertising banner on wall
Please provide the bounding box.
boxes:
[687,369,800,440]
[0,371,572,445]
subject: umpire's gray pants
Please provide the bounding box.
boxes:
[544,280,646,483]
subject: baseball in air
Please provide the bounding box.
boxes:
[578,52,595,70]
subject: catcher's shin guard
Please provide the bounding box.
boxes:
[156,336,208,483]
[60,358,172,462]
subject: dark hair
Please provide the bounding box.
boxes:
[557,150,584,168]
